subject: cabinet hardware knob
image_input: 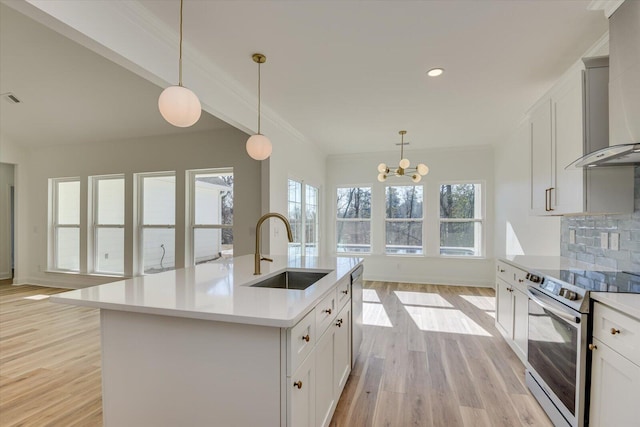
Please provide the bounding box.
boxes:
[324,308,332,315]
[589,343,597,351]
[293,381,303,389]
[610,328,621,335]
[518,279,524,283]
[336,319,343,327]
[499,269,505,273]
[342,290,349,295]
[302,334,310,342]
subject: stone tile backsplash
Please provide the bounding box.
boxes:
[561,167,640,272]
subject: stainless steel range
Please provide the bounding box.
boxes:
[524,268,640,427]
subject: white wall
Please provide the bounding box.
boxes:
[493,122,561,258]
[326,146,495,286]
[14,128,261,288]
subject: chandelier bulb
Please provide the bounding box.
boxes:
[399,158,410,169]
[378,173,387,182]
[417,163,429,176]
[411,174,422,183]
[377,163,387,173]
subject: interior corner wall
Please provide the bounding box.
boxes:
[17,128,261,288]
[0,163,15,279]
[326,146,496,287]
[493,121,561,259]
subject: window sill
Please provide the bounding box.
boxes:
[45,270,129,279]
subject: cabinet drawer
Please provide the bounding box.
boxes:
[316,291,338,337]
[336,276,350,311]
[496,261,527,292]
[288,308,316,375]
[593,302,640,366]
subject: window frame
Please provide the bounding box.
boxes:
[50,177,81,272]
[287,178,320,258]
[188,168,234,265]
[438,181,485,258]
[335,185,372,255]
[91,174,125,275]
[384,184,424,256]
[137,171,177,274]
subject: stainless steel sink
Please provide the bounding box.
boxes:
[250,270,329,290]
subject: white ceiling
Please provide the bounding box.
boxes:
[0,1,608,154]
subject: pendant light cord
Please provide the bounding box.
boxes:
[400,132,404,162]
[178,0,184,87]
[257,61,262,134]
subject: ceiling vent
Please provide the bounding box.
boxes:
[2,92,21,104]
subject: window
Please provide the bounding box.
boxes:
[189,169,233,264]
[92,175,125,274]
[139,173,175,274]
[439,183,483,256]
[52,178,80,271]
[336,187,371,253]
[385,185,423,255]
[288,179,319,258]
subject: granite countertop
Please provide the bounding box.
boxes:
[50,255,363,328]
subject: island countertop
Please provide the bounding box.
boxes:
[50,255,363,328]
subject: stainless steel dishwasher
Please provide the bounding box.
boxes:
[350,265,363,368]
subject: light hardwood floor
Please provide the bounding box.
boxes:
[0,281,552,426]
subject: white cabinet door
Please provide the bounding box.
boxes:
[512,287,528,360]
[290,352,316,427]
[553,77,584,214]
[530,99,553,215]
[315,326,336,427]
[496,279,514,338]
[589,338,640,427]
[334,302,351,394]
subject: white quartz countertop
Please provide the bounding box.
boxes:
[591,292,640,320]
[50,255,363,328]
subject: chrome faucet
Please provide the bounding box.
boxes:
[254,212,294,275]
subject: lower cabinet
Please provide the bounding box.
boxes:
[495,261,528,362]
[289,298,352,427]
[589,302,640,427]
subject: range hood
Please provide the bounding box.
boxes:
[569,0,640,168]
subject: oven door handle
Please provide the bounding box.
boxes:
[527,289,581,324]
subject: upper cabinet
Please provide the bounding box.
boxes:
[529,58,633,216]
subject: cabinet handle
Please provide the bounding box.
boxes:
[610,328,621,335]
[336,319,343,327]
[547,187,554,211]
[324,308,332,315]
[545,189,549,211]
[518,279,524,283]
[589,343,597,351]
[341,290,349,295]
[302,334,310,342]
[293,381,303,389]
[499,268,505,273]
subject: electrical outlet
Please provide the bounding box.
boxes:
[569,229,576,244]
[610,233,620,251]
[600,232,608,250]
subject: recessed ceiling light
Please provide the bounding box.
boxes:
[427,68,444,77]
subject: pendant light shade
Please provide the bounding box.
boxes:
[158,0,201,128]
[247,53,272,160]
[246,134,272,161]
[158,85,201,127]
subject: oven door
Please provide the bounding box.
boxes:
[527,287,587,427]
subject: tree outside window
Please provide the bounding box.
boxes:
[336,187,371,253]
[439,183,483,256]
[385,185,423,255]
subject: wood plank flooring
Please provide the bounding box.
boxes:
[0,281,552,426]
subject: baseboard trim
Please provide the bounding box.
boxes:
[364,274,493,288]
[11,276,82,289]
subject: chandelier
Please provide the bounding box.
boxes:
[377,130,429,183]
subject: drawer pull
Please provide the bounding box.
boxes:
[518,279,524,283]
[336,319,343,327]
[293,381,303,389]
[302,334,310,342]
[589,343,597,351]
[610,328,621,335]
[341,290,349,295]
[499,268,505,273]
[324,308,332,315]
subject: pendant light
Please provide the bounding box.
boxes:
[246,53,273,161]
[377,130,429,183]
[158,0,201,127]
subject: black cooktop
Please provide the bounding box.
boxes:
[540,269,640,294]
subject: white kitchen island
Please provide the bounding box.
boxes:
[51,255,363,427]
